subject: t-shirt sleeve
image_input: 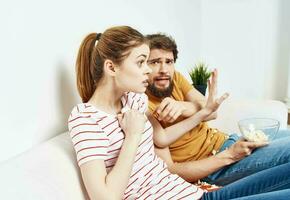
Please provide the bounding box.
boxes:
[126,92,148,114]
[175,71,194,96]
[137,93,148,114]
[68,110,108,166]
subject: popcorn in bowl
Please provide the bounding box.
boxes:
[238,118,280,142]
[242,124,269,142]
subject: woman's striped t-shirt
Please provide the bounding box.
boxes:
[68,92,204,199]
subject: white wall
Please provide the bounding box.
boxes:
[196,0,290,100]
[277,0,290,102]
[0,0,289,162]
[0,0,201,162]
[280,0,290,107]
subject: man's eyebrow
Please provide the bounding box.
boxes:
[166,58,174,61]
[147,58,161,62]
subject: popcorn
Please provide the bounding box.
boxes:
[196,180,221,192]
[238,119,279,143]
[243,128,268,142]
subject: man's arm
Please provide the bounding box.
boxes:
[148,110,212,148]
[185,88,217,121]
[154,140,268,183]
[156,70,220,123]
[154,96,204,123]
[154,86,218,123]
[154,146,234,182]
[148,93,229,148]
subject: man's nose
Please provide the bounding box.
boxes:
[159,62,168,73]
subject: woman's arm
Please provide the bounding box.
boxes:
[80,110,146,200]
[80,136,140,200]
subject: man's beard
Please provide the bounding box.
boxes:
[147,81,174,98]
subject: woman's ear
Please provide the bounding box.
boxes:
[104,59,117,76]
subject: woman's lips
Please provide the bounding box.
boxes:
[142,80,149,87]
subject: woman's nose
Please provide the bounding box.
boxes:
[145,64,152,74]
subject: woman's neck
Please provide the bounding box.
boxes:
[88,81,123,115]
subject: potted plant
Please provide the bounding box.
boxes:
[189,62,211,96]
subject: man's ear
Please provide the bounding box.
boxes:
[104,59,117,76]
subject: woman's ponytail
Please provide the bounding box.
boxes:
[76,33,98,103]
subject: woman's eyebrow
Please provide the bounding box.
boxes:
[137,54,147,58]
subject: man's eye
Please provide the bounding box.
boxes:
[152,61,160,65]
[167,60,173,64]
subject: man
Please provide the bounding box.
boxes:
[145,33,290,186]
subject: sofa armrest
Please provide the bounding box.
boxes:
[208,99,288,134]
[0,133,88,200]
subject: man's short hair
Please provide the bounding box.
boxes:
[146,33,178,62]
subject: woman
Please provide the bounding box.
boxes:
[68,25,290,200]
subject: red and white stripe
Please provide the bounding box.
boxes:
[68,92,204,199]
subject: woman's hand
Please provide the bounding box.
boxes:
[117,109,147,141]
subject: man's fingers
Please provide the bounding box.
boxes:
[212,70,217,85]
[156,100,169,114]
[216,93,229,105]
[207,79,214,98]
[244,148,252,156]
[159,103,173,120]
[170,111,181,123]
[247,141,269,149]
[213,68,218,81]
[166,110,180,123]
[166,109,176,120]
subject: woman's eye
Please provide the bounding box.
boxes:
[138,60,145,66]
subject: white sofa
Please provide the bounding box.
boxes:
[0,99,288,200]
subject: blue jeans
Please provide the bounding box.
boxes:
[202,162,290,200]
[203,129,290,186]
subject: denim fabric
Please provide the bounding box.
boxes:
[203,130,290,186]
[202,162,290,200]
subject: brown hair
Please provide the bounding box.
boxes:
[146,33,178,62]
[76,26,145,103]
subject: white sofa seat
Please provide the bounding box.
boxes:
[0,99,288,200]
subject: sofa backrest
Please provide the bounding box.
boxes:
[208,99,288,134]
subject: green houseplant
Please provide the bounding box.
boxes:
[189,62,211,96]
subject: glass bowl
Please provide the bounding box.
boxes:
[238,118,280,142]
